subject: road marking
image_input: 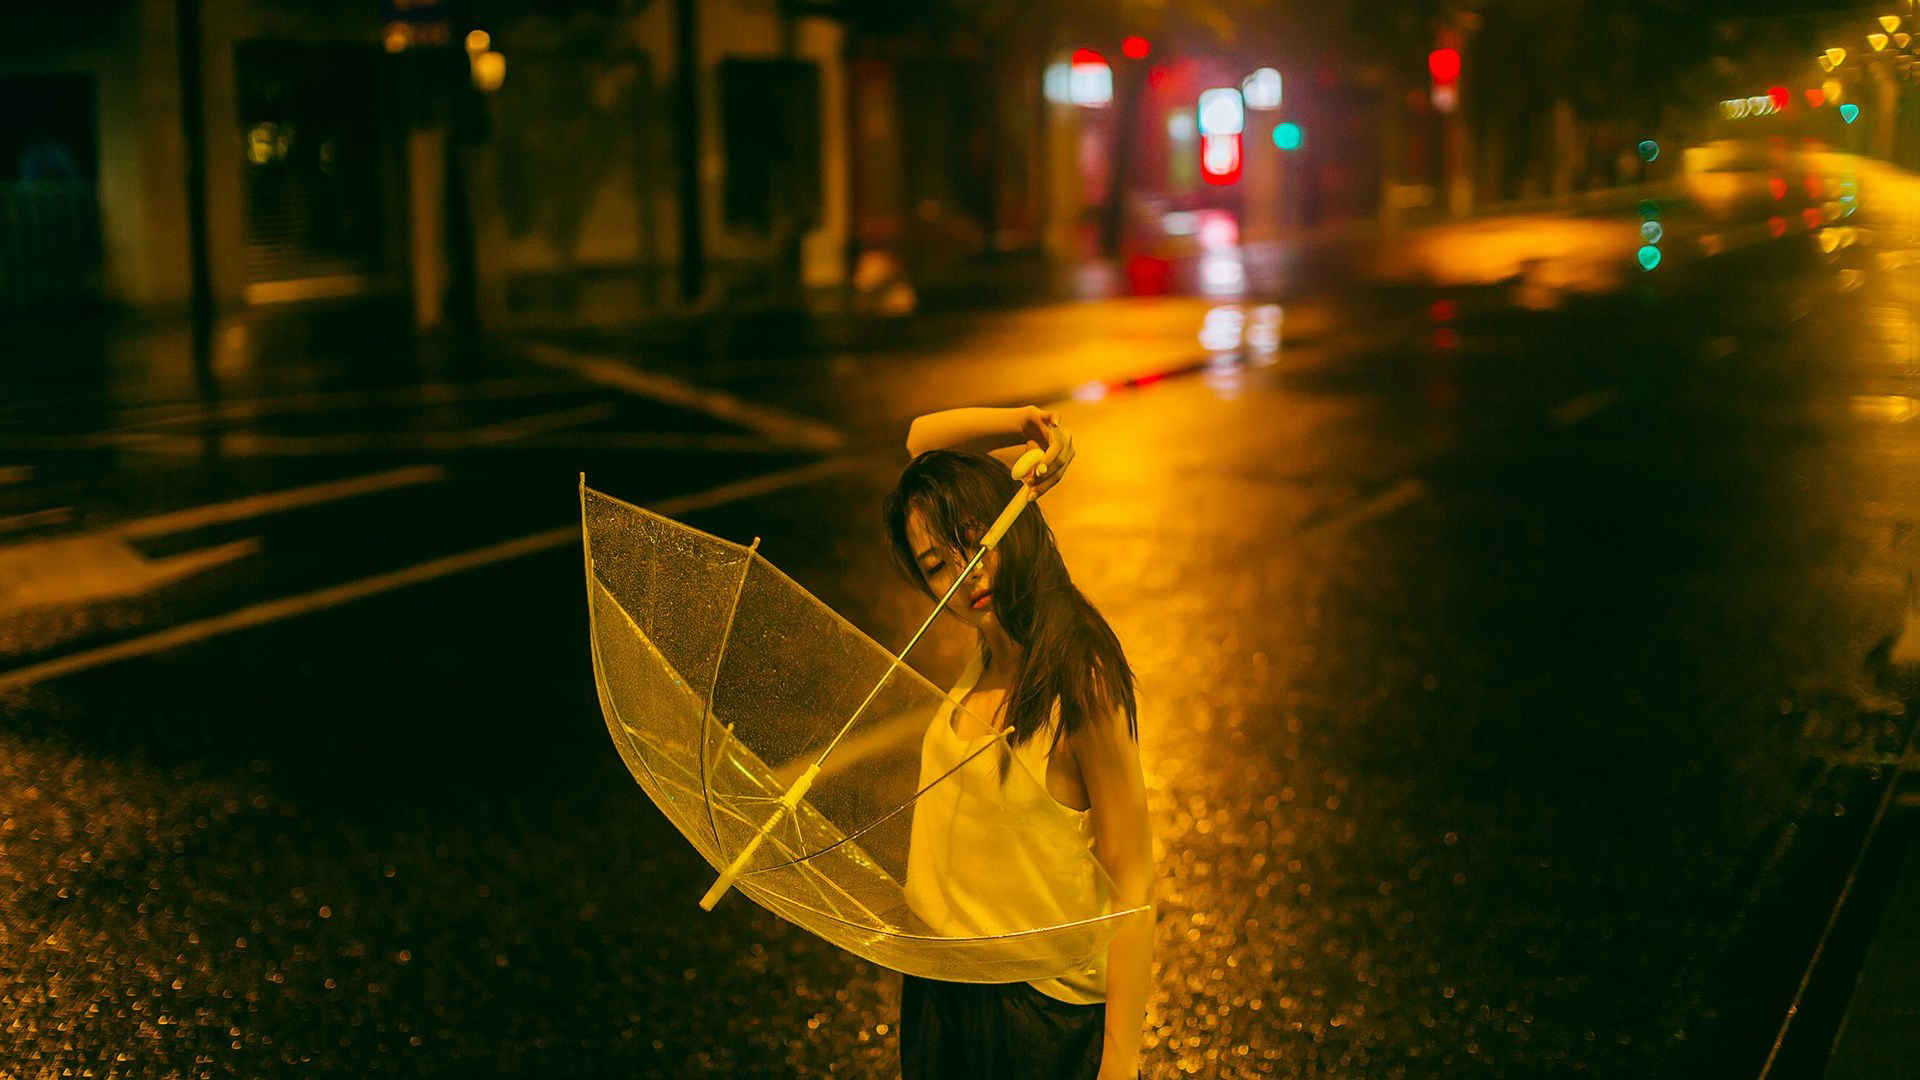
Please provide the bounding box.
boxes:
[0,405,617,458]
[0,466,31,485]
[1,536,261,615]
[523,342,846,452]
[0,458,861,692]
[461,403,618,445]
[1550,388,1621,428]
[1305,478,1427,537]
[110,466,445,540]
[523,432,797,453]
[0,507,72,535]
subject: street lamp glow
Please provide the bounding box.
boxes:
[1827,47,1848,67]
[1241,67,1282,109]
[471,50,506,92]
[1897,32,1912,47]
[1824,78,1844,103]
[465,29,491,54]
[1880,15,1902,32]
[1869,32,1889,52]
[1819,54,1834,72]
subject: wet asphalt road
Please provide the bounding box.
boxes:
[6,165,1920,1077]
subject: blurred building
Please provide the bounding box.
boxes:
[0,1,852,327]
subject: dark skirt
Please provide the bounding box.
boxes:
[898,974,1106,1080]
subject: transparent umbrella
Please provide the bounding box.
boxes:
[578,448,1145,984]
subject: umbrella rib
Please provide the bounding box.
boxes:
[736,870,1152,941]
[581,478,698,849]
[698,537,764,858]
[742,727,1010,877]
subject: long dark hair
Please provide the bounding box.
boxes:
[883,450,1137,753]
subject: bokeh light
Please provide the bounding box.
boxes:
[1198,88,1245,135]
[1272,122,1303,151]
[1638,139,1659,163]
[1241,68,1282,110]
[1637,245,1662,271]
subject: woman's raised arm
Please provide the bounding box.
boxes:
[907,406,1075,495]
[906,406,1039,457]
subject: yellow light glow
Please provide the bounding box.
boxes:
[1819,55,1834,72]
[247,125,274,165]
[472,50,506,92]
[1881,15,1901,32]
[1870,33,1889,51]
[1828,47,1848,66]
[1824,78,1845,103]
[1898,33,1912,47]
[465,29,490,53]
[383,22,408,53]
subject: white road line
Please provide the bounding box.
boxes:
[1310,478,1427,537]
[523,342,846,452]
[1550,388,1621,428]
[461,403,618,445]
[0,458,860,693]
[2,405,615,459]
[523,432,796,453]
[0,507,73,535]
[110,466,445,541]
[0,466,31,485]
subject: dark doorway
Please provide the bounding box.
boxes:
[0,72,102,312]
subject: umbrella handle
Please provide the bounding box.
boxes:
[979,437,1063,550]
[698,761,824,910]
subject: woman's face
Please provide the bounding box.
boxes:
[905,509,1000,629]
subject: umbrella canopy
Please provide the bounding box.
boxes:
[581,478,1143,984]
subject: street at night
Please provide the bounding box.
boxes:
[5,174,1920,1074]
[9,1,1920,1076]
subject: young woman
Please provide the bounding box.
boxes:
[884,405,1156,1080]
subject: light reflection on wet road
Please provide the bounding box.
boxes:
[6,165,1920,1076]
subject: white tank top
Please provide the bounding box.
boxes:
[902,650,1109,1004]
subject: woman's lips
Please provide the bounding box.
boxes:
[970,592,992,610]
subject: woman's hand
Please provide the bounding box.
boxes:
[1015,407,1075,497]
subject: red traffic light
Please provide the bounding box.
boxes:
[1428,48,1461,85]
[1768,85,1790,111]
[1122,36,1150,60]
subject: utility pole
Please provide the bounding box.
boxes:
[174,0,215,395]
[674,0,705,304]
